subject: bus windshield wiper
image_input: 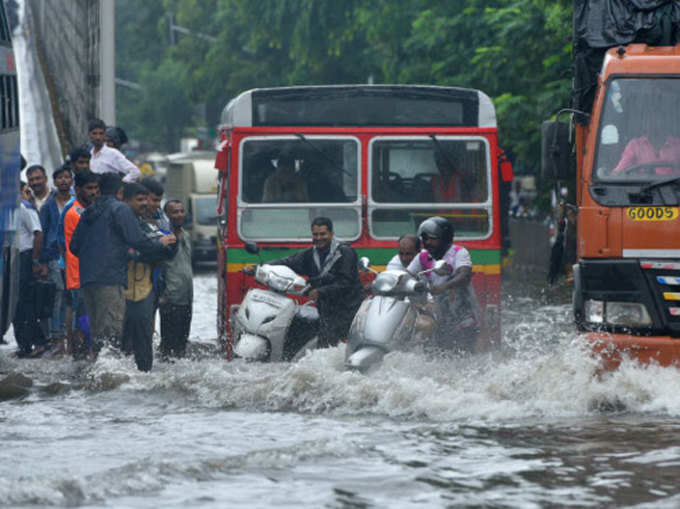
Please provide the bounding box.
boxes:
[294,133,351,177]
[429,134,456,169]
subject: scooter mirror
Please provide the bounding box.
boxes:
[244,241,260,255]
[433,260,452,276]
[359,256,371,272]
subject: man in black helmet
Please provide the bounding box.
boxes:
[407,216,480,352]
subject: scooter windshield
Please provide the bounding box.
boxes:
[267,271,295,293]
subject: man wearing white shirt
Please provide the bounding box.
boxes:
[13,182,47,356]
[88,118,141,183]
[386,234,420,271]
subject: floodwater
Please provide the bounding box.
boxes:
[3,269,680,508]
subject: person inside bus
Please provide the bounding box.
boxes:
[300,157,348,202]
[407,216,480,353]
[243,216,363,348]
[431,151,464,202]
[612,110,680,175]
[242,152,275,202]
[262,153,309,202]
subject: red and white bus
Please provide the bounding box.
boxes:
[214,85,513,357]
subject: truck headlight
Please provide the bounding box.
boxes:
[584,299,652,327]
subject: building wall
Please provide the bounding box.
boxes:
[27,0,102,151]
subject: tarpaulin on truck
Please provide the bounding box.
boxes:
[573,0,680,122]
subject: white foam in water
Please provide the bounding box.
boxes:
[5,296,680,423]
[76,318,680,423]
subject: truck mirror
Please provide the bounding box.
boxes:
[541,121,571,180]
[244,241,260,255]
[358,256,371,272]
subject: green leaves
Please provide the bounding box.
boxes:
[117,0,573,171]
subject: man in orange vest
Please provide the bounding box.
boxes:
[63,170,100,357]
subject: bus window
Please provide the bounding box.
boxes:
[370,137,491,239]
[238,136,361,241]
[241,137,358,204]
[371,138,488,204]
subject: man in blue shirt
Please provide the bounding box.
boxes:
[38,165,73,343]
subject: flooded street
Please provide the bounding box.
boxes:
[3,269,680,507]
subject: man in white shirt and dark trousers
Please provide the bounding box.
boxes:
[13,182,47,357]
[88,119,141,183]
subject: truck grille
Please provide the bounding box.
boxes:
[640,260,680,330]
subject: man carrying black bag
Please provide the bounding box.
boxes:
[13,182,53,357]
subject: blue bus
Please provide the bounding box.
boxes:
[0,0,22,339]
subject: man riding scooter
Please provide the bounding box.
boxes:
[244,216,364,348]
[407,216,481,352]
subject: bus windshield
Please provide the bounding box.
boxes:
[370,137,491,239]
[238,136,360,240]
[595,78,680,182]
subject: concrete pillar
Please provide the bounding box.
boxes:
[99,0,115,125]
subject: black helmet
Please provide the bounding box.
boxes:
[418,216,454,247]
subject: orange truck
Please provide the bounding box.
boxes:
[542,3,680,370]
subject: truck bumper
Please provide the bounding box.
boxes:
[586,332,680,371]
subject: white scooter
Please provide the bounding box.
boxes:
[230,243,319,362]
[344,257,449,372]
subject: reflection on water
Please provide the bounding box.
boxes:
[3,272,680,507]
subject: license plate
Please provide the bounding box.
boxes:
[626,206,679,221]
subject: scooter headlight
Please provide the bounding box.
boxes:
[266,272,294,293]
[584,299,652,327]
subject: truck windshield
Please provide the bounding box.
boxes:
[594,78,680,182]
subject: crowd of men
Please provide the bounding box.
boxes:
[6,119,194,371]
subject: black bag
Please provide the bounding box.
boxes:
[33,279,56,319]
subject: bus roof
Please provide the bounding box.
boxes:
[220,85,496,129]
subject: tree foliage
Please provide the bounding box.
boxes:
[116,0,573,166]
